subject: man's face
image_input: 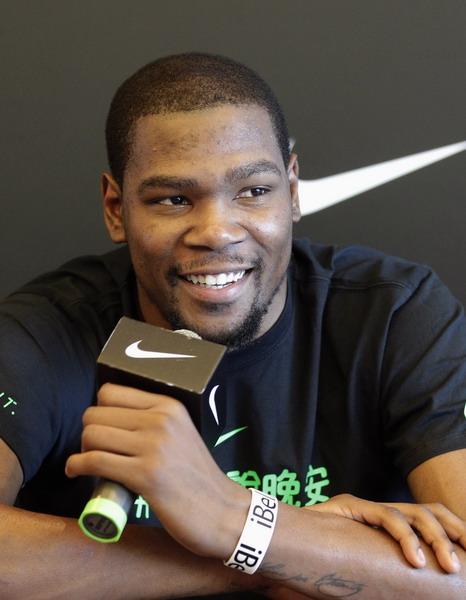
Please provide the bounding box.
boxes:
[103,104,300,348]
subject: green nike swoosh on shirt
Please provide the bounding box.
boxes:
[214,426,248,447]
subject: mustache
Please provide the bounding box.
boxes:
[167,253,263,285]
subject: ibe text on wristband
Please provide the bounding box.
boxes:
[223,488,278,574]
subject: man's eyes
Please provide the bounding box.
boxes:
[236,187,269,199]
[156,196,189,206]
[145,187,269,206]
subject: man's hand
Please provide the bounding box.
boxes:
[66,383,465,576]
[65,383,250,558]
[307,494,466,573]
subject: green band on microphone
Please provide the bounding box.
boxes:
[79,497,129,543]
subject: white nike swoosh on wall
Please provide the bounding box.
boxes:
[125,340,195,359]
[299,140,466,216]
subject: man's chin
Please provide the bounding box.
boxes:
[166,308,267,350]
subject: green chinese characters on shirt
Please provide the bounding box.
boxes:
[226,465,330,506]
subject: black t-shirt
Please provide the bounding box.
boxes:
[1,239,465,524]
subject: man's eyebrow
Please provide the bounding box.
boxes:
[136,160,282,195]
[137,175,197,195]
[225,160,282,183]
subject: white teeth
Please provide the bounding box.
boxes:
[185,271,246,288]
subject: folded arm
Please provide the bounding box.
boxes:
[0,437,260,600]
[64,384,466,600]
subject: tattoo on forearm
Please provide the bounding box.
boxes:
[260,562,309,583]
[260,563,365,597]
[314,573,365,597]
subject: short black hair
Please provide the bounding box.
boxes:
[105,52,290,186]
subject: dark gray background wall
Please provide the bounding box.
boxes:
[2,0,466,305]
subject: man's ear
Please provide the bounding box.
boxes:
[287,153,301,223]
[101,173,126,243]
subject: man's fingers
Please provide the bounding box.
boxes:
[372,506,426,569]
[66,449,134,480]
[420,502,466,550]
[306,496,426,568]
[98,383,182,410]
[385,502,463,574]
[308,495,464,573]
[82,388,191,435]
[80,423,145,455]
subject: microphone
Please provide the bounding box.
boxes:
[78,317,226,543]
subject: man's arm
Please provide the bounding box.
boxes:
[2,438,464,600]
[0,438,23,505]
[3,435,461,600]
[0,505,265,600]
[256,499,466,600]
[407,448,466,520]
[66,384,466,600]
[265,459,466,600]
[0,439,271,600]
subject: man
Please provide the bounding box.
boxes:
[1,53,465,599]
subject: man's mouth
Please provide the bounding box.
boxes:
[184,270,246,289]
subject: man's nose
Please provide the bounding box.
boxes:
[183,201,247,251]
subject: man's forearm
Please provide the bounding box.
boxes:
[259,503,465,600]
[64,388,466,599]
[3,503,465,600]
[0,504,261,600]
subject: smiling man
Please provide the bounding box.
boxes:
[102,104,300,348]
[1,53,466,600]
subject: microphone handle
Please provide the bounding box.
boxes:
[79,479,136,542]
[78,329,202,543]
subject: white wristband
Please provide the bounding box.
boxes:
[223,488,278,574]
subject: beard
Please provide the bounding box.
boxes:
[146,255,286,350]
[165,290,277,350]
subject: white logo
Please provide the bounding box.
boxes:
[298,140,466,216]
[209,385,220,425]
[125,340,195,359]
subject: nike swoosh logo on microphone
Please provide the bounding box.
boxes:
[125,340,196,359]
[299,140,466,216]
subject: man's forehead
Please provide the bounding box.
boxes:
[130,105,277,153]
